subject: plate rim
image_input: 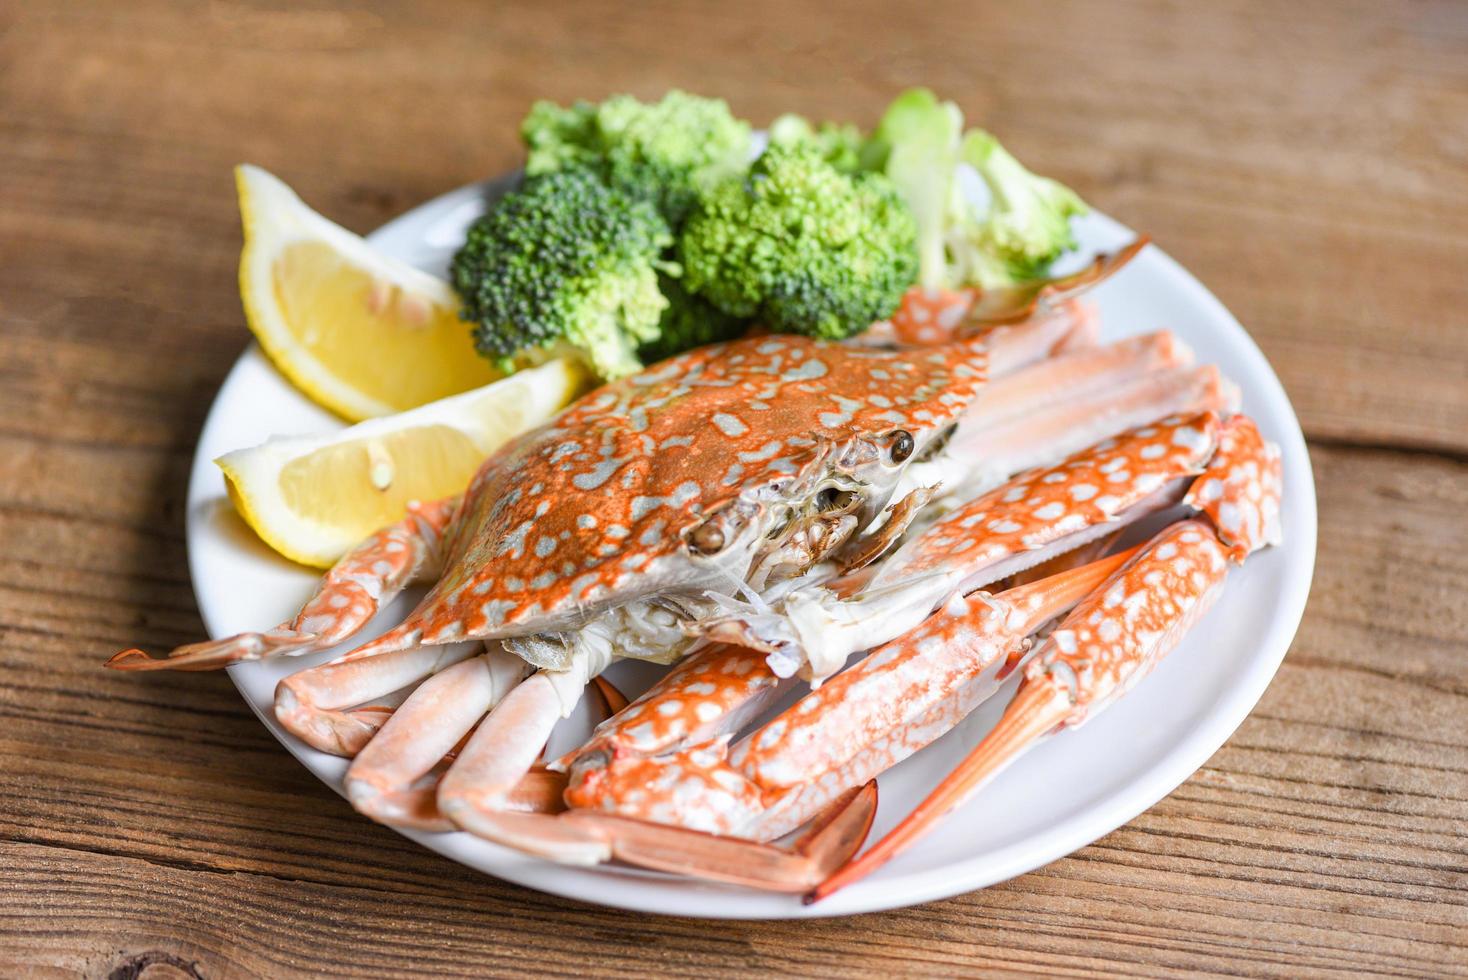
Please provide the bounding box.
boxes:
[188,180,1318,919]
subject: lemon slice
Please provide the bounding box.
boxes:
[237,163,501,421]
[217,359,589,567]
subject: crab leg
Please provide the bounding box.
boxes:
[107,497,458,671]
[965,331,1191,434]
[275,639,487,755]
[565,550,1135,843]
[933,363,1238,502]
[437,676,879,889]
[423,632,880,886]
[342,648,536,829]
[898,353,1233,513]
[869,288,1095,354]
[811,416,1282,900]
[717,411,1227,680]
[811,519,1232,902]
[431,624,623,859]
[436,676,611,861]
[965,237,1150,330]
[876,237,1147,350]
[561,783,878,894]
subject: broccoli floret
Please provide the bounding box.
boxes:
[522,91,752,225]
[638,273,750,363]
[862,88,964,291]
[947,129,1088,288]
[864,88,1088,291]
[450,169,672,381]
[767,114,866,173]
[679,144,918,340]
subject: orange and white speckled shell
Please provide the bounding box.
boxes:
[879,412,1222,585]
[1183,414,1283,562]
[582,644,779,758]
[407,333,990,643]
[1026,519,1231,727]
[880,287,978,346]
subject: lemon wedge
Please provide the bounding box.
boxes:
[217,359,589,567]
[236,163,501,421]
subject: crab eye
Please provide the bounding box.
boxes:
[888,430,915,464]
[688,520,727,555]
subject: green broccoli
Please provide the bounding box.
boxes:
[947,129,1089,289]
[862,88,964,291]
[638,273,750,363]
[450,168,672,381]
[864,88,1088,291]
[679,143,918,340]
[767,113,866,173]
[522,91,752,225]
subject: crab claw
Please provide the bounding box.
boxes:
[1184,414,1284,562]
[810,519,1232,902]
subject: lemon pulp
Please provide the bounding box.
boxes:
[236,164,501,421]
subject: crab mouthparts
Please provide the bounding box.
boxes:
[746,479,873,591]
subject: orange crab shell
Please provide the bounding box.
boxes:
[880,411,1223,585]
[412,333,991,643]
[1027,518,1231,727]
[1183,414,1283,562]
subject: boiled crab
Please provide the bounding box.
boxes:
[109,246,1279,896]
[544,410,1280,896]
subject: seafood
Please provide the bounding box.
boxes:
[339,408,1278,891]
[108,259,1281,896]
[543,413,1280,878]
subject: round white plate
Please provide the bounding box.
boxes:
[188,179,1316,919]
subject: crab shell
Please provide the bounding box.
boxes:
[402,333,990,657]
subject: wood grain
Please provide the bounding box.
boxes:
[1,0,1465,976]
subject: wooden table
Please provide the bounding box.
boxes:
[3,1,1465,975]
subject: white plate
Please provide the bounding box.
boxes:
[188,179,1317,919]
